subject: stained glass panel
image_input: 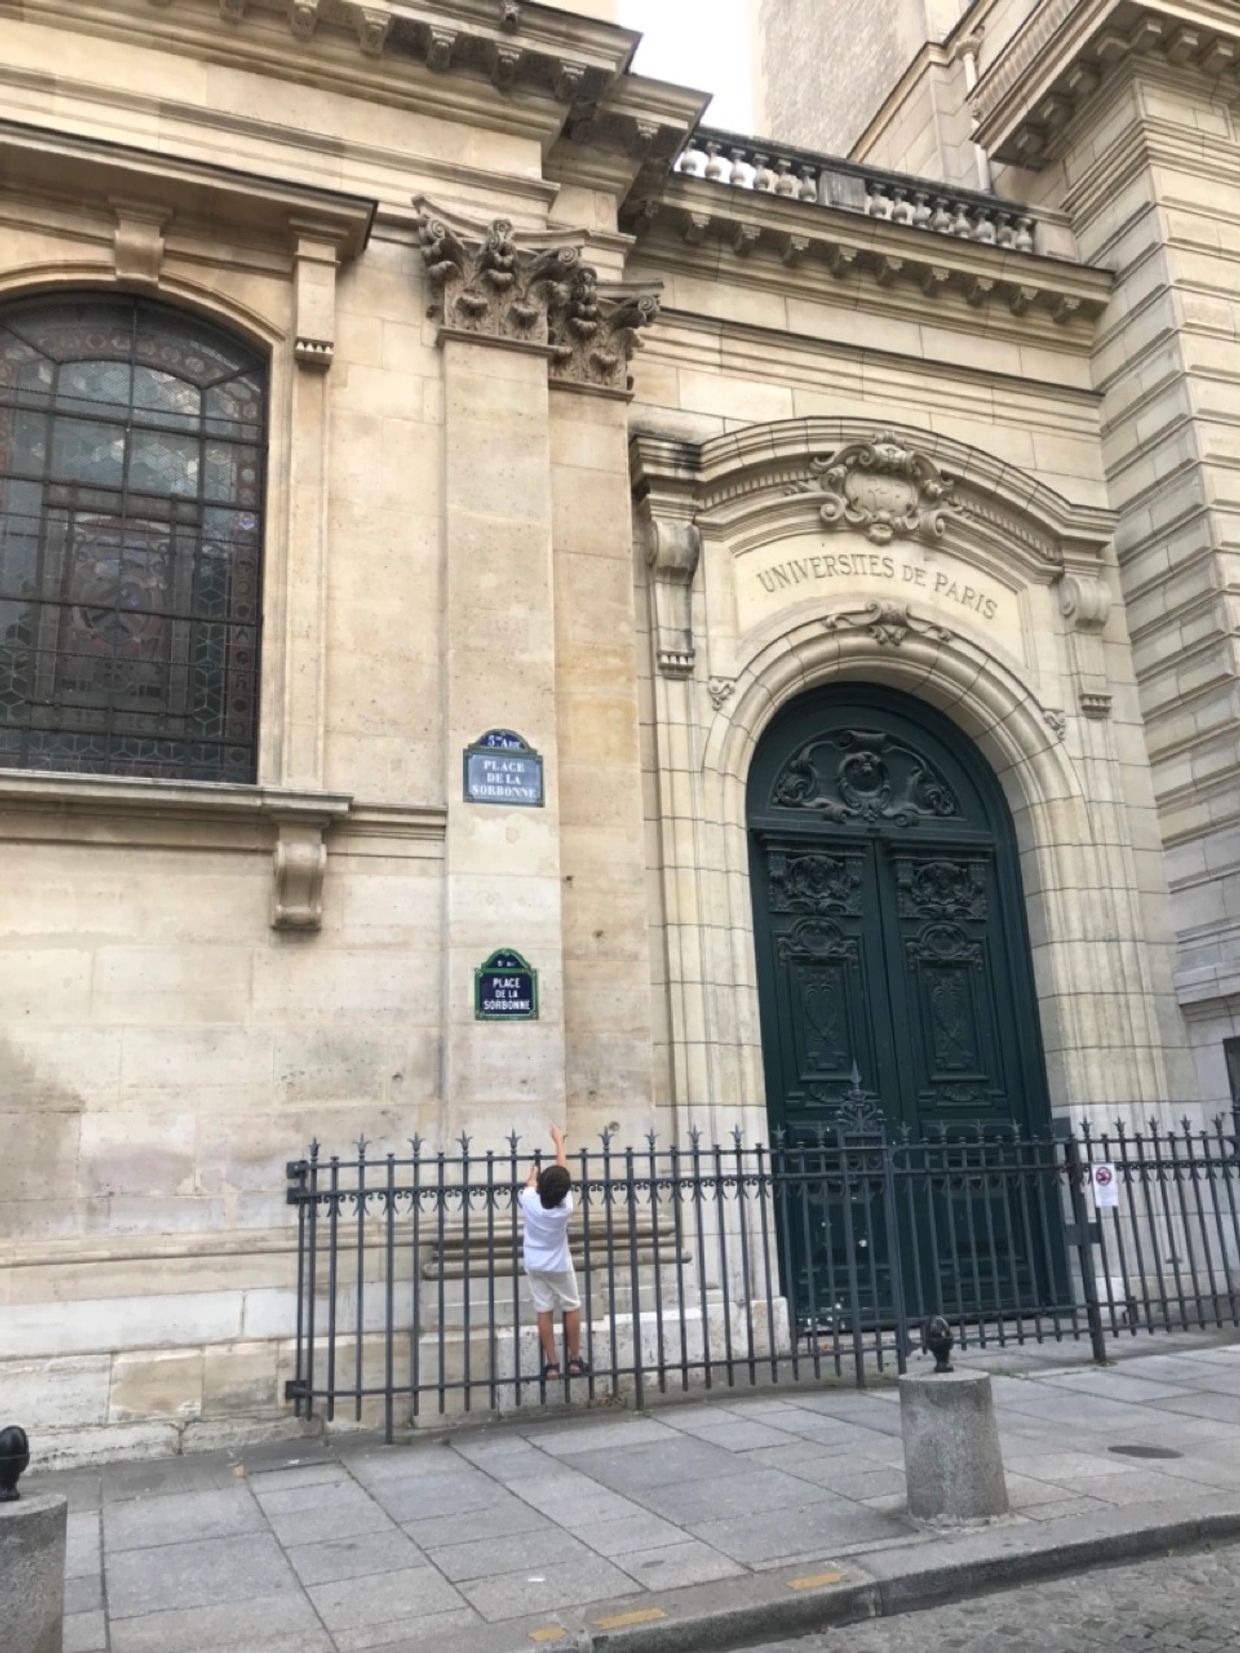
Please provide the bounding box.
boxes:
[0,294,266,781]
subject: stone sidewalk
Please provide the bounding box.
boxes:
[31,1331,1240,1653]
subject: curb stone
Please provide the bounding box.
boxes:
[430,1494,1240,1653]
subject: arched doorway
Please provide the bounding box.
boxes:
[747,684,1058,1323]
[748,683,1052,1144]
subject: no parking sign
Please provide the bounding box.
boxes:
[1091,1163,1120,1209]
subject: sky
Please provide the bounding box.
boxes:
[621,0,755,132]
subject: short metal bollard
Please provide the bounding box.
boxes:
[899,1359,1009,1524]
[0,1428,66,1653]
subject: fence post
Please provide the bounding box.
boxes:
[1057,1120,1108,1366]
[880,1131,911,1374]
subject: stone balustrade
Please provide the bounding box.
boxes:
[675,129,1040,254]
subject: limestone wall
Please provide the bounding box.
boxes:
[0,0,1219,1465]
[1050,62,1240,1114]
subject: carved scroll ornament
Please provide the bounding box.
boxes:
[822,600,953,648]
[790,431,960,546]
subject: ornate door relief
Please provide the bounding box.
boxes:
[410,196,659,394]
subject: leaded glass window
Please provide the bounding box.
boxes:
[0,294,266,782]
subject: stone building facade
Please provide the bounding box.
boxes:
[1,0,1236,1461]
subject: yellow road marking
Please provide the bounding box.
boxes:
[592,1607,669,1629]
[787,1570,847,1591]
[528,1628,569,1644]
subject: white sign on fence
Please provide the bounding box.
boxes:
[1091,1163,1120,1209]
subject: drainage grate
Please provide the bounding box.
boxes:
[1107,1444,1183,1460]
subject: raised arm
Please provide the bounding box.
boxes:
[550,1124,568,1170]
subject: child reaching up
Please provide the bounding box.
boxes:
[521,1125,589,1381]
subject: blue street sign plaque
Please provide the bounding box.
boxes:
[463,729,544,807]
[474,949,539,1021]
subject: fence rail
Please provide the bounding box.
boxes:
[285,1117,1240,1442]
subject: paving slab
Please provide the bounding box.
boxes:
[106,1532,302,1618]
[27,1331,1240,1653]
[427,1524,590,1583]
[308,1562,467,1631]
[109,1601,331,1653]
[103,1487,266,1553]
[458,1551,641,1622]
[285,1526,428,1586]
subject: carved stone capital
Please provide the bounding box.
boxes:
[548,268,660,394]
[411,195,585,349]
[789,431,960,547]
[272,820,329,930]
[822,601,953,648]
[1058,572,1111,633]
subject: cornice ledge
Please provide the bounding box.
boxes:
[644,177,1111,326]
[972,0,1240,168]
[0,117,375,257]
[0,771,353,824]
[37,0,639,144]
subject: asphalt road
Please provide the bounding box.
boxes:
[747,1542,1240,1651]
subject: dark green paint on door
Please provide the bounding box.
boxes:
[748,685,1059,1325]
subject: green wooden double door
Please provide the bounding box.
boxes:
[747,686,1058,1325]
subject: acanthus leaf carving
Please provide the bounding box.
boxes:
[793,430,960,546]
[411,197,584,347]
[822,600,953,648]
[547,267,661,394]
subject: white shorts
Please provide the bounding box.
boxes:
[528,1266,581,1313]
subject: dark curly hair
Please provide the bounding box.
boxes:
[537,1164,571,1209]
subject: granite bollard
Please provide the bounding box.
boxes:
[0,1493,68,1653]
[899,1369,1008,1523]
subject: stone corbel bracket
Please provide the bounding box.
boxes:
[111,198,168,290]
[1058,568,1114,718]
[269,793,352,930]
[291,220,351,370]
[642,503,702,678]
[272,819,328,930]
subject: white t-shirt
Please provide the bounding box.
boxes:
[521,1186,573,1274]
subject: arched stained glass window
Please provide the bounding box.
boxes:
[0,294,266,782]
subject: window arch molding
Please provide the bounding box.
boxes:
[0,289,270,783]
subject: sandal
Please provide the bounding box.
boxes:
[566,1357,591,1377]
[541,1360,561,1381]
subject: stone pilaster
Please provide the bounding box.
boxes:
[413,196,659,1141]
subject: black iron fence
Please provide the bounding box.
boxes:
[285,1117,1240,1441]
